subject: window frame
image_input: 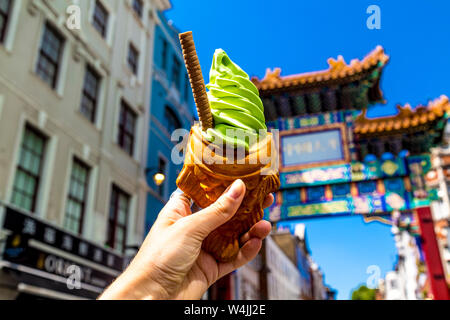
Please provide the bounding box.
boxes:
[64,158,90,235]
[127,42,139,75]
[164,106,181,134]
[117,100,137,156]
[132,0,143,19]
[92,0,109,38]
[36,23,65,89]
[106,185,130,252]
[184,74,190,102]
[161,38,168,70]
[171,55,181,89]
[80,65,101,123]
[11,125,47,213]
[0,0,12,44]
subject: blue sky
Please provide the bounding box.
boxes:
[165,1,450,299]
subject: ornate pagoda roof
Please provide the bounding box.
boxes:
[354,95,450,135]
[252,46,389,96]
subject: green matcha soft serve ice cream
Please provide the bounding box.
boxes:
[204,49,266,150]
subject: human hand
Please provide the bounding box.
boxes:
[99,179,274,300]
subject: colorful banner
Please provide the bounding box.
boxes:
[281,158,407,188]
[268,152,436,221]
[286,200,349,218]
[265,192,412,221]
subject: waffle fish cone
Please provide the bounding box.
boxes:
[176,124,280,262]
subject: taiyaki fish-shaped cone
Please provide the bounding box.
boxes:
[176,124,280,262]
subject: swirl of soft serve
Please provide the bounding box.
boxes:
[204,49,267,150]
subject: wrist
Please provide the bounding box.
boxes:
[99,264,168,300]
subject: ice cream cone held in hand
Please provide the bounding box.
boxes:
[177,32,280,262]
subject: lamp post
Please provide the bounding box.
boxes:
[145,167,166,187]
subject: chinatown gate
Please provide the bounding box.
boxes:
[250,46,450,299]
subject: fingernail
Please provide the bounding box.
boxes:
[227,179,244,200]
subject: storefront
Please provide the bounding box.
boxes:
[0,205,124,300]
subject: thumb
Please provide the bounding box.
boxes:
[183,179,245,239]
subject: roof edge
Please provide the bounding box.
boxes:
[252,46,389,92]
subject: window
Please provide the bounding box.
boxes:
[390,279,398,289]
[172,56,181,89]
[80,65,101,123]
[118,100,137,156]
[107,185,130,252]
[36,23,64,89]
[165,106,181,133]
[0,0,12,44]
[127,43,139,75]
[161,39,168,70]
[11,126,46,212]
[64,159,89,234]
[158,157,167,197]
[132,0,143,18]
[184,74,190,102]
[92,0,108,38]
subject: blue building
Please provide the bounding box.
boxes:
[145,10,196,231]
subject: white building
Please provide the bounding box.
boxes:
[383,227,423,300]
[309,260,327,300]
[0,0,170,299]
[384,271,405,300]
[265,235,302,300]
[234,254,262,300]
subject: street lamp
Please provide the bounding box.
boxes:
[145,167,166,186]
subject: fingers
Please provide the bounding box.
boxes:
[165,192,192,215]
[237,193,272,245]
[262,193,274,209]
[156,191,192,226]
[239,220,272,246]
[158,190,274,230]
[182,179,246,239]
[217,238,263,279]
[218,220,272,279]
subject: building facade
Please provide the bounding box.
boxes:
[0,0,169,299]
[264,235,302,300]
[144,9,195,231]
[381,228,431,300]
[210,227,332,300]
[211,234,304,300]
[233,254,262,300]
